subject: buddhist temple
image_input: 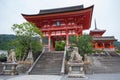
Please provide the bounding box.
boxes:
[90,20,117,51]
[22,5,94,51]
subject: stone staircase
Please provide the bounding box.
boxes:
[29,51,64,75]
[87,51,120,74]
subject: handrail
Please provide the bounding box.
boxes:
[26,47,45,74]
[61,46,66,74]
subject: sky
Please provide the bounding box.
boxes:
[0,0,120,41]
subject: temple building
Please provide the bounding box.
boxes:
[22,5,94,51]
[90,20,117,51]
[22,5,117,51]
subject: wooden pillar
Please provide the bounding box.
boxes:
[48,35,51,51]
[95,43,98,48]
[53,39,55,48]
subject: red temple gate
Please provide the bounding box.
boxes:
[22,5,93,51]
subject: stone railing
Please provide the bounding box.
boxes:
[61,46,66,74]
[26,47,45,74]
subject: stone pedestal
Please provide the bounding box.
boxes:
[67,47,85,78]
[68,62,85,78]
[2,62,18,75]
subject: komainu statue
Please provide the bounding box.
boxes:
[2,49,18,75]
[69,47,82,63]
[7,49,16,63]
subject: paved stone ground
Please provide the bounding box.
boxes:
[1,52,120,80]
[61,74,120,80]
[0,75,17,80]
[0,75,62,80]
[1,74,120,80]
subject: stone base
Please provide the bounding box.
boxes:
[2,62,18,75]
[68,73,85,78]
[67,62,85,78]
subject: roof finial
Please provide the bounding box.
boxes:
[94,19,97,30]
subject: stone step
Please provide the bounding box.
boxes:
[31,72,60,75]
[29,52,64,75]
[31,69,61,72]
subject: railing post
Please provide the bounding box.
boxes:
[61,46,67,74]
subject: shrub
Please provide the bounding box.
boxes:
[116,50,120,53]
[55,41,66,51]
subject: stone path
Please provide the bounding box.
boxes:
[0,75,62,80]
[1,51,120,80]
[61,74,120,80]
[1,74,120,80]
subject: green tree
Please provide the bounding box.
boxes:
[70,34,93,60]
[11,22,43,60]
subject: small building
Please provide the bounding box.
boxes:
[90,20,117,51]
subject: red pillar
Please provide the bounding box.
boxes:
[95,43,98,48]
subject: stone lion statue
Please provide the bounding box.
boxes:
[7,49,16,63]
[69,47,83,63]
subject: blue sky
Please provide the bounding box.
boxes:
[0,0,120,41]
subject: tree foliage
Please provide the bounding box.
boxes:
[55,41,66,51]
[11,22,43,60]
[12,22,43,37]
[70,34,93,58]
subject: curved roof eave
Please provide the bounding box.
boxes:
[21,5,94,17]
[90,30,106,32]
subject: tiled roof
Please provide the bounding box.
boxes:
[93,36,117,41]
[39,5,84,15]
[90,29,106,32]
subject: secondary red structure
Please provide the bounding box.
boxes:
[22,5,94,51]
[90,20,117,51]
